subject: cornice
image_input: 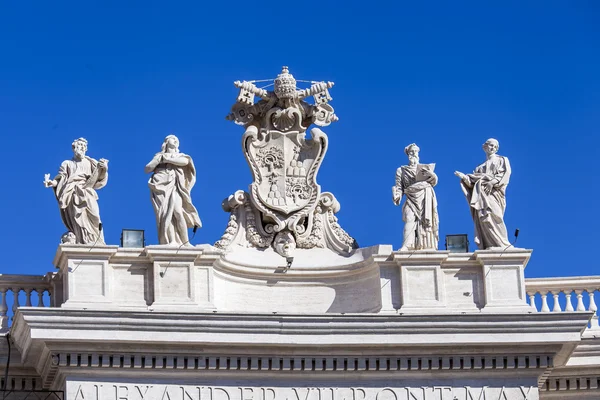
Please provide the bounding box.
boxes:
[10,309,590,360]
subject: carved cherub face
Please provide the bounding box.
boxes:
[61,232,76,244]
[483,139,499,156]
[274,231,296,258]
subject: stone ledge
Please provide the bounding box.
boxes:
[12,308,592,336]
[10,309,590,373]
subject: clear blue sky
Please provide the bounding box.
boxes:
[0,2,598,278]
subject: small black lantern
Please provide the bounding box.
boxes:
[445,234,469,253]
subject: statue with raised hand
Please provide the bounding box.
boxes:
[454,138,512,250]
[44,138,108,244]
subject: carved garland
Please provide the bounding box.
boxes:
[214,214,238,249]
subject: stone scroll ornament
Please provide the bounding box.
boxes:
[215,67,358,257]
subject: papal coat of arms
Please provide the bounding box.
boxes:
[215,67,357,258]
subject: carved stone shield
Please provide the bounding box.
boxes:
[244,128,327,228]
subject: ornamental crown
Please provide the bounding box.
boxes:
[274,66,297,99]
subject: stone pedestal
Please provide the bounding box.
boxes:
[147,245,217,312]
[53,245,119,309]
[381,248,532,314]
[396,251,450,312]
[476,249,531,311]
[52,244,219,311]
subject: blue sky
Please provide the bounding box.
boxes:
[0,2,598,278]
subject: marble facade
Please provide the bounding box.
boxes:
[2,67,597,399]
[0,243,597,399]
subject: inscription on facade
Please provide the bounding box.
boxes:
[69,384,538,400]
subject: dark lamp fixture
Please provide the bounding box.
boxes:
[121,229,145,248]
[445,234,469,253]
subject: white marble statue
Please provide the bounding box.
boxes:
[392,143,439,251]
[145,135,202,246]
[454,138,512,250]
[44,138,108,245]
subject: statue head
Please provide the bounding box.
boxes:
[61,231,77,244]
[404,143,420,166]
[71,138,88,159]
[482,138,499,156]
[273,231,296,258]
[161,135,180,153]
[274,66,297,99]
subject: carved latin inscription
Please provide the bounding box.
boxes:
[69,384,538,400]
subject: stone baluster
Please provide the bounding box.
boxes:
[588,289,599,329]
[37,290,45,307]
[565,290,575,312]
[11,288,21,321]
[24,288,32,307]
[575,290,586,311]
[527,292,537,312]
[541,292,550,312]
[0,289,7,330]
[551,291,562,312]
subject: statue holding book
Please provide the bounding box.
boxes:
[44,138,108,245]
[454,138,512,250]
[392,143,439,251]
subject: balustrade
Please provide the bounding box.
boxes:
[525,276,600,329]
[0,272,597,331]
[0,273,54,330]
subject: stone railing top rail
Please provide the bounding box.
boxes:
[525,276,600,293]
[0,273,54,290]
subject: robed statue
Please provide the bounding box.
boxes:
[145,135,202,246]
[392,143,439,251]
[44,138,108,245]
[454,138,512,250]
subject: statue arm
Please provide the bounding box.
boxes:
[94,158,109,189]
[392,168,404,205]
[297,81,334,100]
[51,162,69,186]
[454,170,472,188]
[484,157,511,190]
[495,156,511,187]
[163,154,190,167]
[145,154,163,173]
[427,170,438,186]
[55,161,68,182]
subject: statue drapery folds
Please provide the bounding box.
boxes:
[145,135,202,246]
[392,143,439,251]
[44,138,108,245]
[455,138,512,250]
